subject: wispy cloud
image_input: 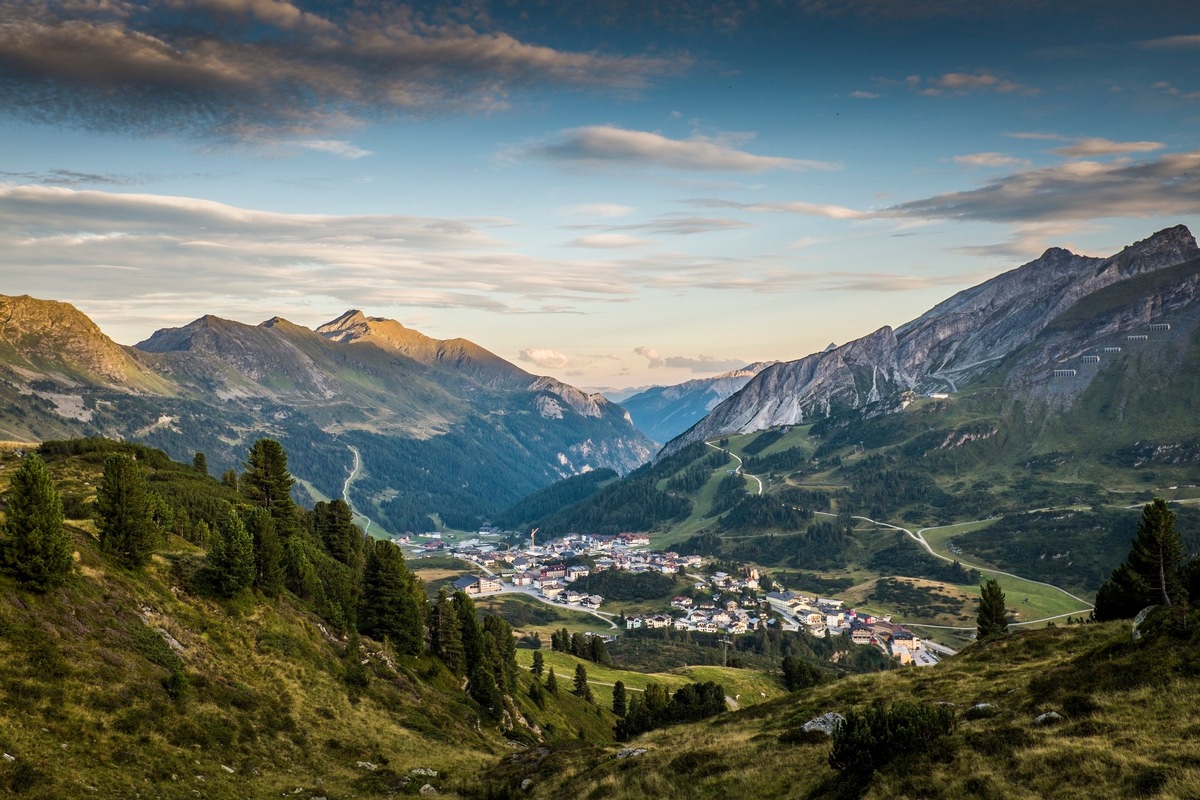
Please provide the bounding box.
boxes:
[953,152,1031,168]
[1052,137,1166,157]
[849,90,879,99]
[0,1,681,141]
[294,140,374,159]
[566,234,653,248]
[910,72,1038,96]
[531,126,838,173]
[686,197,868,219]
[1136,33,1200,48]
[560,203,636,219]
[633,346,664,368]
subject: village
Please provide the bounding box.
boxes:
[399,527,941,668]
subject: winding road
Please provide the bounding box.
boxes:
[705,441,763,495]
[342,445,380,536]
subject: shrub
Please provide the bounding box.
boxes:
[829,700,956,773]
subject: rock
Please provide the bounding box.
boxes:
[1132,605,1157,641]
[220,765,234,774]
[411,768,439,777]
[419,784,438,795]
[356,761,378,771]
[521,778,534,790]
[2,754,14,762]
[1034,711,1065,726]
[802,712,846,736]
[616,748,647,759]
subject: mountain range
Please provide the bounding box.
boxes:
[0,301,653,532]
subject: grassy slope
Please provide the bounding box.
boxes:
[488,621,1200,800]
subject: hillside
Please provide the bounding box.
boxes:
[0,300,654,533]
[619,362,775,446]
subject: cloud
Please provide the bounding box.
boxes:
[885,150,1200,223]
[517,348,571,369]
[531,126,838,173]
[0,169,143,186]
[560,203,635,219]
[1137,33,1200,48]
[849,90,879,99]
[566,234,653,248]
[662,355,746,373]
[0,2,681,140]
[1051,138,1166,157]
[633,346,664,368]
[1004,131,1070,141]
[686,197,867,219]
[912,72,1038,96]
[953,152,1031,168]
[294,139,374,159]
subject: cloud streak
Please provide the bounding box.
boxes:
[532,126,837,173]
[1051,137,1165,157]
[0,1,681,140]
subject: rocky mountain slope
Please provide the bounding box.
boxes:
[618,362,775,446]
[664,225,1199,454]
[0,300,653,531]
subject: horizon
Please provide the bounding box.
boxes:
[2,0,1198,388]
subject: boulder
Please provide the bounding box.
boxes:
[802,712,846,736]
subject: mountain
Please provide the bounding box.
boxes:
[618,362,776,446]
[664,225,1200,454]
[0,301,653,531]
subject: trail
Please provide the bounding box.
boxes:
[705,440,763,495]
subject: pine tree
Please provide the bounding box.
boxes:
[1,452,72,590]
[545,667,558,695]
[531,650,544,677]
[573,662,592,701]
[221,469,239,492]
[1128,497,1185,607]
[315,500,359,566]
[96,453,155,568]
[241,439,296,531]
[208,507,255,597]
[192,451,208,475]
[976,578,1008,641]
[612,680,627,717]
[359,539,425,656]
[430,587,465,675]
[244,507,284,596]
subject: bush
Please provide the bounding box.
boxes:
[829,700,956,773]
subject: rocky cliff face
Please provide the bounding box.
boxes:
[664,225,1200,455]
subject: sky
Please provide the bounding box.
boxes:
[2,0,1199,391]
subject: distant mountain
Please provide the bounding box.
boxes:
[0,301,653,531]
[665,225,1200,454]
[619,363,776,446]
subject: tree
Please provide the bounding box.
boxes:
[1128,497,1185,607]
[573,662,592,701]
[976,578,1008,641]
[244,507,284,596]
[192,451,208,476]
[545,667,558,695]
[531,649,544,677]
[207,507,255,597]
[96,453,155,568]
[429,588,465,675]
[612,680,627,717]
[0,452,72,589]
[241,439,296,530]
[315,500,360,566]
[781,655,821,691]
[359,540,425,656]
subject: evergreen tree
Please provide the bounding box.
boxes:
[781,655,821,691]
[612,680,627,717]
[528,675,546,708]
[531,649,544,677]
[244,507,284,596]
[1128,497,1185,607]
[192,451,208,475]
[0,452,72,590]
[208,507,255,597]
[976,578,1008,641]
[573,662,592,701]
[546,667,558,695]
[429,587,465,675]
[221,469,239,492]
[193,519,211,548]
[359,539,425,656]
[96,453,155,568]
[241,439,297,530]
[315,500,359,566]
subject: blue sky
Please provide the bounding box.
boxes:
[1,0,1198,389]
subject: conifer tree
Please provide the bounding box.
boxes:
[1,452,72,590]
[612,680,627,717]
[96,453,155,568]
[1129,497,1185,607]
[546,666,558,695]
[241,439,296,530]
[192,451,208,475]
[244,507,284,596]
[315,500,359,566]
[429,587,465,675]
[208,507,255,597]
[573,662,592,701]
[359,539,425,656]
[976,578,1008,641]
[531,649,544,677]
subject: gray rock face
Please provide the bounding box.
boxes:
[663,225,1199,455]
[1034,711,1065,726]
[802,712,846,736]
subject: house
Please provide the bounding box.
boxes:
[851,628,873,646]
[626,616,643,630]
[583,595,603,609]
[511,571,536,587]
[540,564,567,581]
[565,591,584,604]
[567,565,591,581]
[671,596,694,609]
[452,575,500,595]
[540,583,564,600]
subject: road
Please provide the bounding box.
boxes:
[705,441,763,495]
[342,445,381,536]
[460,575,620,630]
